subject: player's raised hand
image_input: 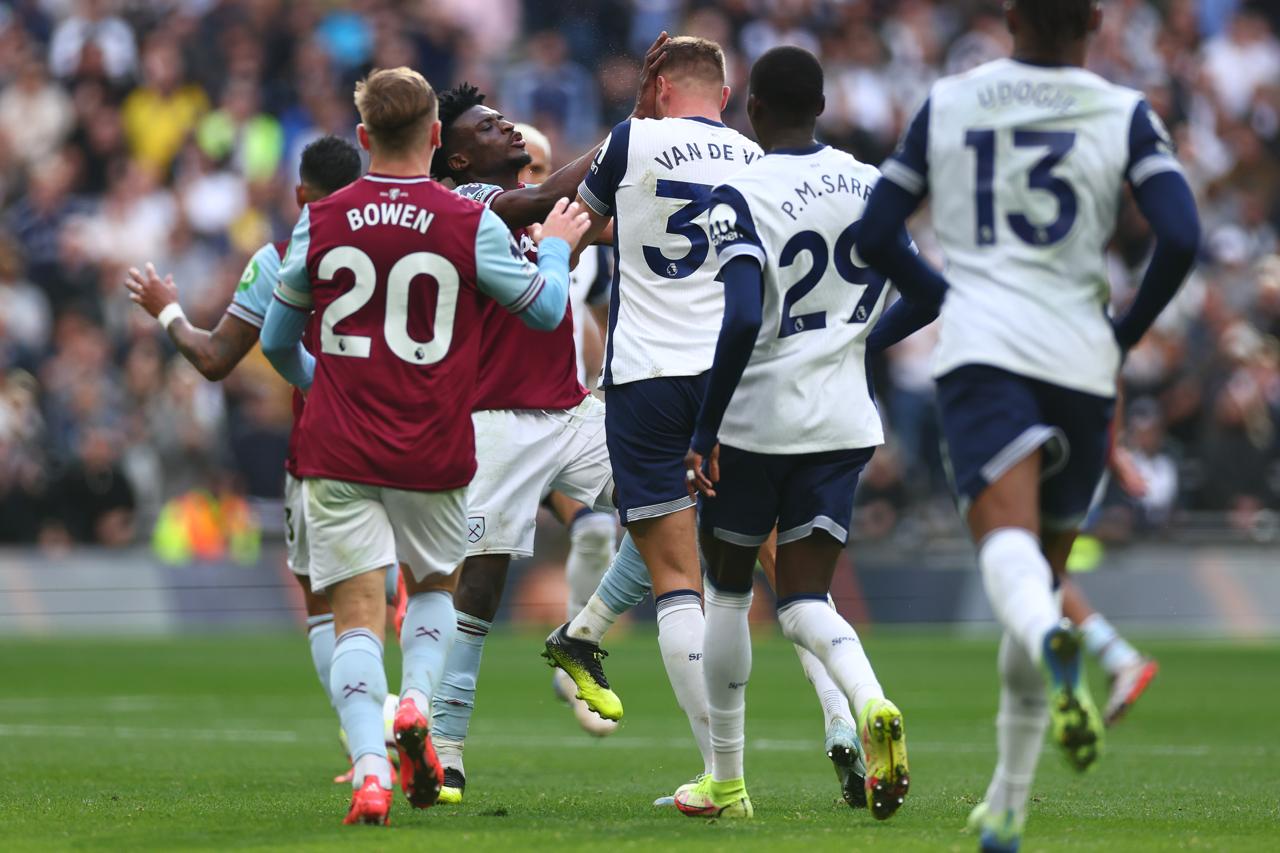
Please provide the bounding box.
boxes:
[124,263,178,319]
[530,198,591,248]
[630,31,670,120]
[683,444,719,499]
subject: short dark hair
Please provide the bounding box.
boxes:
[431,82,486,181]
[750,46,824,124]
[1014,0,1095,48]
[299,135,362,194]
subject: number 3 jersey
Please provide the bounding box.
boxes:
[881,58,1184,397]
[579,116,762,387]
[275,174,559,491]
[707,144,891,454]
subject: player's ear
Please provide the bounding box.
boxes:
[815,94,826,119]
[356,124,372,153]
[1003,0,1018,36]
[428,119,442,151]
[295,183,307,207]
[720,85,731,113]
[447,150,469,176]
[1088,1,1102,33]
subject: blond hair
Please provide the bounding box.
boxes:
[661,36,726,87]
[354,67,437,153]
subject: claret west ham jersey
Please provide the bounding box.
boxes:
[880,58,1184,397]
[274,174,559,491]
[454,182,587,411]
[579,116,763,387]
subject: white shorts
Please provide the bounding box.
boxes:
[466,395,613,558]
[283,472,310,576]
[303,477,467,593]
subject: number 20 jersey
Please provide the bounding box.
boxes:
[881,58,1184,397]
[579,116,763,387]
[707,145,891,454]
[278,175,492,491]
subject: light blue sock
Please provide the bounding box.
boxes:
[431,613,490,745]
[598,532,652,612]
[399,590,458,710]
[306,614,336,705]
[330,628,389,786]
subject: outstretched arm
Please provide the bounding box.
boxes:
[125,263,260,381]
[260,298,315,390]
[489,33,669,230]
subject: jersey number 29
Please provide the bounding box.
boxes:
[778,220,886,339]
[317,246,458,365]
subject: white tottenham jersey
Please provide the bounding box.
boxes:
[579,116,763,386]
[707,144,891,454]
[881,58,1184,397]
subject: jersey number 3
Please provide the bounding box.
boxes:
[643,180,713,279]
[964,129,1078,247]
[317,246,458,365]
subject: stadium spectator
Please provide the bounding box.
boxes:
[0,0,1275,548]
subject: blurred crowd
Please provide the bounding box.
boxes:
[0,0,1278,549]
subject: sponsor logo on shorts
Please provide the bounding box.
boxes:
[832,636,860,646]
[467,516,486,543]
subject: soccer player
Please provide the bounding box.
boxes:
[424,84,618,802]
[123,136,375,734]
[536,36,764,793]
[855,2,1200,849]
[677,45,938,821]
[258,66,589,826]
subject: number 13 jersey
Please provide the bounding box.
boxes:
[579,116,762,387]
[881,58,1183,397]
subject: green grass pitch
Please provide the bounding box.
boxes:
[1,628,1276,851]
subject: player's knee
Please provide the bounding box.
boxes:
[569,511,617,555]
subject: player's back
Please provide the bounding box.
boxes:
[582,116,763,386]
[897,58,1154,397]
[708,144,889,454]
[288,175,489,490]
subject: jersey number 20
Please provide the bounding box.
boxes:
[317,246,458,365]
[964,129,1078,247]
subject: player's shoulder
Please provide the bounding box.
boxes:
[454,182,506,207]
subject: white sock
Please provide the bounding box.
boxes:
[983,632,1049,820]
[399,590,458,712]
[655,589,712,774]
[566,512,617,620]
[777,597,885,720]
[979,528,1061,665]
[1080,613,1141,675]
[796,644,853,729]
[306,614,336,706]
[568,593,620,644]
[435,735,464,775]
[703,584,752,783]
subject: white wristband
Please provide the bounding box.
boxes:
[157,302,186,331]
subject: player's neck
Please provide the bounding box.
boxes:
[1011,38,1086,69]
[759,127,818,155]
[661,95,723,125]
[367,152,432,178]
[462,169,519,192]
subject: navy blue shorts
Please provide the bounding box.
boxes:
[936,365,1115,529]
[605,373,709,525]
[699,445,875,547]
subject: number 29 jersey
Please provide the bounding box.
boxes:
[881,58,1184,397]
[579,116,762,387]
[707,145,891,454]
